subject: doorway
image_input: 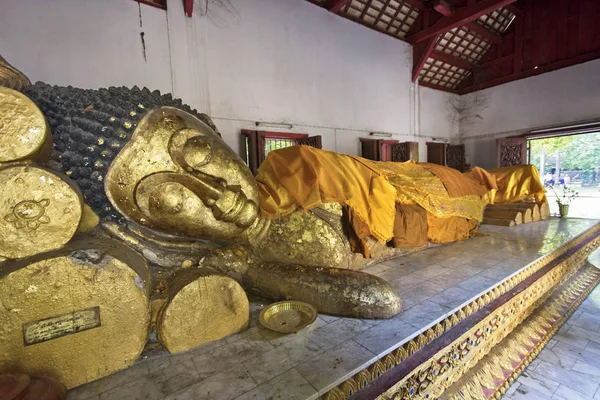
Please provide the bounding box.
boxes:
[528,132,600,218]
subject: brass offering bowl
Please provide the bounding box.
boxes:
[259,301,318,333]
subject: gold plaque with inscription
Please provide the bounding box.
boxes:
[23,307,101,346]
[0,239,151,389]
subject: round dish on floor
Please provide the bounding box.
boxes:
[259,300,318,333]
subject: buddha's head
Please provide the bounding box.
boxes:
[106,107,259,241]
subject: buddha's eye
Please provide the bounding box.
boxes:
[148,182,185,215]
[182,137,212,170]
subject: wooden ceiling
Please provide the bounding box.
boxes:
[309,0,600,94]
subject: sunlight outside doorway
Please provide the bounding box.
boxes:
[528,132,600,219]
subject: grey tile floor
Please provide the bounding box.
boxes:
[67,218,599,400]
[501,248,600,400]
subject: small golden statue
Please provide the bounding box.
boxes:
[0,58,400,388]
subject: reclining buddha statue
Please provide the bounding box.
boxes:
[0,56,547,389]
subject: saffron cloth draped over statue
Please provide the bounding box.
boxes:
[256,146,500,254]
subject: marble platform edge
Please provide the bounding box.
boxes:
[320,222,600,399]
[444,263,600,399]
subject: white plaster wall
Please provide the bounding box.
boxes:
[196,0,415,155]
[418,86,459,161]
[459,59,600,168]
[0,0,460,159]
[0,0,172,93]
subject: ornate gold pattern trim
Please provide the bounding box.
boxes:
[322,223,600,400]
[445,264,600,400]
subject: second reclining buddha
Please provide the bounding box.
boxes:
[0,56,547,388]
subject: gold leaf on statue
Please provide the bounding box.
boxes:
[157,268,249,354]
[0,87,50,164]
[0,165,83,259]
[0,238,151,389]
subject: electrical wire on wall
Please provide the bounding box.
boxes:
[137,0,147,62]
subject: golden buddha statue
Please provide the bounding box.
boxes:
[0,56,548,389]
[0,56,401,388]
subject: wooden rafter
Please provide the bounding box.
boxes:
[419,81,460,94]
[513,15,523,73]
[407,0,518,44]
[403,0,425,10]
[504,4,523,14]
[465,22,503,43]
[432,0,454,16]
[412,35,439,81]
[431,50,474,71]
[480,53,513,67]
[458,49,600,94]
[328,0,351,13]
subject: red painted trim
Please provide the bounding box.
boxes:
[465,22,503,44]
[417,81,460,94]
[328,0,351,13]
[184,0,193,17]
[407,0,517,44]
[431,50,474,71]
[458,50,600,94]
[263,132,308,139]
[412,35,439,82]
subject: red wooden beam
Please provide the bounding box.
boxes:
[403,0,426,10]
[431,50,474,71]
[465,22,503,44]
[418,81,460,94]
[504,4,523,15]
[328,0,351,13]
[513,16,523,73]
[412,35,439,81]
[407,0,518,44]
[556,0,569,60]
[480,53,514,67]
[458,49,600,95]
[184,0,193,17]
[432,0,454,17]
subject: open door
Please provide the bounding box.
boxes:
[497,137,527,167]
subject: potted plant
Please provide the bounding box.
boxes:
[549,185,579,218]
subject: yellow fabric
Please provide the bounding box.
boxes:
[358,159,489,222]
[256,146,396,242]
[426,214,479,244]
[487,164,547,204]
[420,163,488,197]
[464,167,499,204]
[257,146,490,246]
[393,204,428,248]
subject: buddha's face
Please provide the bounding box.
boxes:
[105,107,259,241]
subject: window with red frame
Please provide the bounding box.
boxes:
[134,0,167,10]
[241,130,322,175]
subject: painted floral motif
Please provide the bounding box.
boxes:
[5,199,51,229]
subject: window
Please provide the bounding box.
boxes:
[242,130,322,175]
[135,0,167,10]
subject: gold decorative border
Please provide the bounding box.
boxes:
[322,223,600,400]
[445,264,600,400]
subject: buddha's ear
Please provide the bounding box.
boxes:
[198,114,221,137]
